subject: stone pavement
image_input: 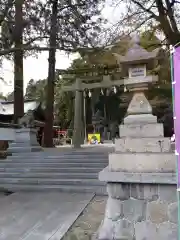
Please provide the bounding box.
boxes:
[0,192,94,240]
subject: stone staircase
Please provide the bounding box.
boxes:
[0,148,112,194]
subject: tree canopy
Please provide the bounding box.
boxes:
[0,0,105,56]
[108,0,180,46]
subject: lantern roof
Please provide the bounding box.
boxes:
[113,34,160,64]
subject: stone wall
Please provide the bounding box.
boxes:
[98,183,177,240]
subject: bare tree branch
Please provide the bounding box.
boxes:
[131,0,159,20]
[165,0,179,32]
[110,0,180,45]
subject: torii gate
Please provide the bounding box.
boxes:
[60,72,157,148]
[59,66,124,148]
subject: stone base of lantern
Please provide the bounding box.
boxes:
[97,91,177,240]
[97,171,177,240]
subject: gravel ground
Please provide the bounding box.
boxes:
[61,195,107,240]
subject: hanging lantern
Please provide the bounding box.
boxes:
[88,90,92,98]
[124,85,127,92]
[113,86,117,94]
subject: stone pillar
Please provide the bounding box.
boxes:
[8,128,42,153]
[97,93,177,240]
[83,91,87,143]
[72,78,84,148]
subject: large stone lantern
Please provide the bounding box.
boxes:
[97,36,177,240]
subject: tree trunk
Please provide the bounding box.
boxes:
[152,0,180,46]
[43,0,58,147]
[14,0,24,123]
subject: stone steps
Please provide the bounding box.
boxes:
[10,151,110,157]
[0,162,107,168]
[2,158,108,163]
[0,184,107,195]
[0,167,103,173]
[0,172,98,179]
[8,154,109,159]
[0,149,109,194]
[0,178,105,186]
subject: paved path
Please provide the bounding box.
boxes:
[0,192,93,240]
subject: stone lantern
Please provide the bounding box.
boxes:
[115,35,159,125]
[97,35,177,240]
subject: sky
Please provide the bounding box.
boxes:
[0,0,125,96]
[0,52,78,95]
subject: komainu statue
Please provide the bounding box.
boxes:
[18,110,35,128]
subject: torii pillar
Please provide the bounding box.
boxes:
[72,78,84,148]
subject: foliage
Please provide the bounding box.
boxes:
[79,35,131,66]
[0,0,105,57]
[109,0,180,46]
[0,0,45,57]
[25,76,73,128]
[54,77,74,127]
[25,79,47,103]
[42,0,105,51]
[79,30,171,84]
[0,92,6,100]
[140,31,161,51]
